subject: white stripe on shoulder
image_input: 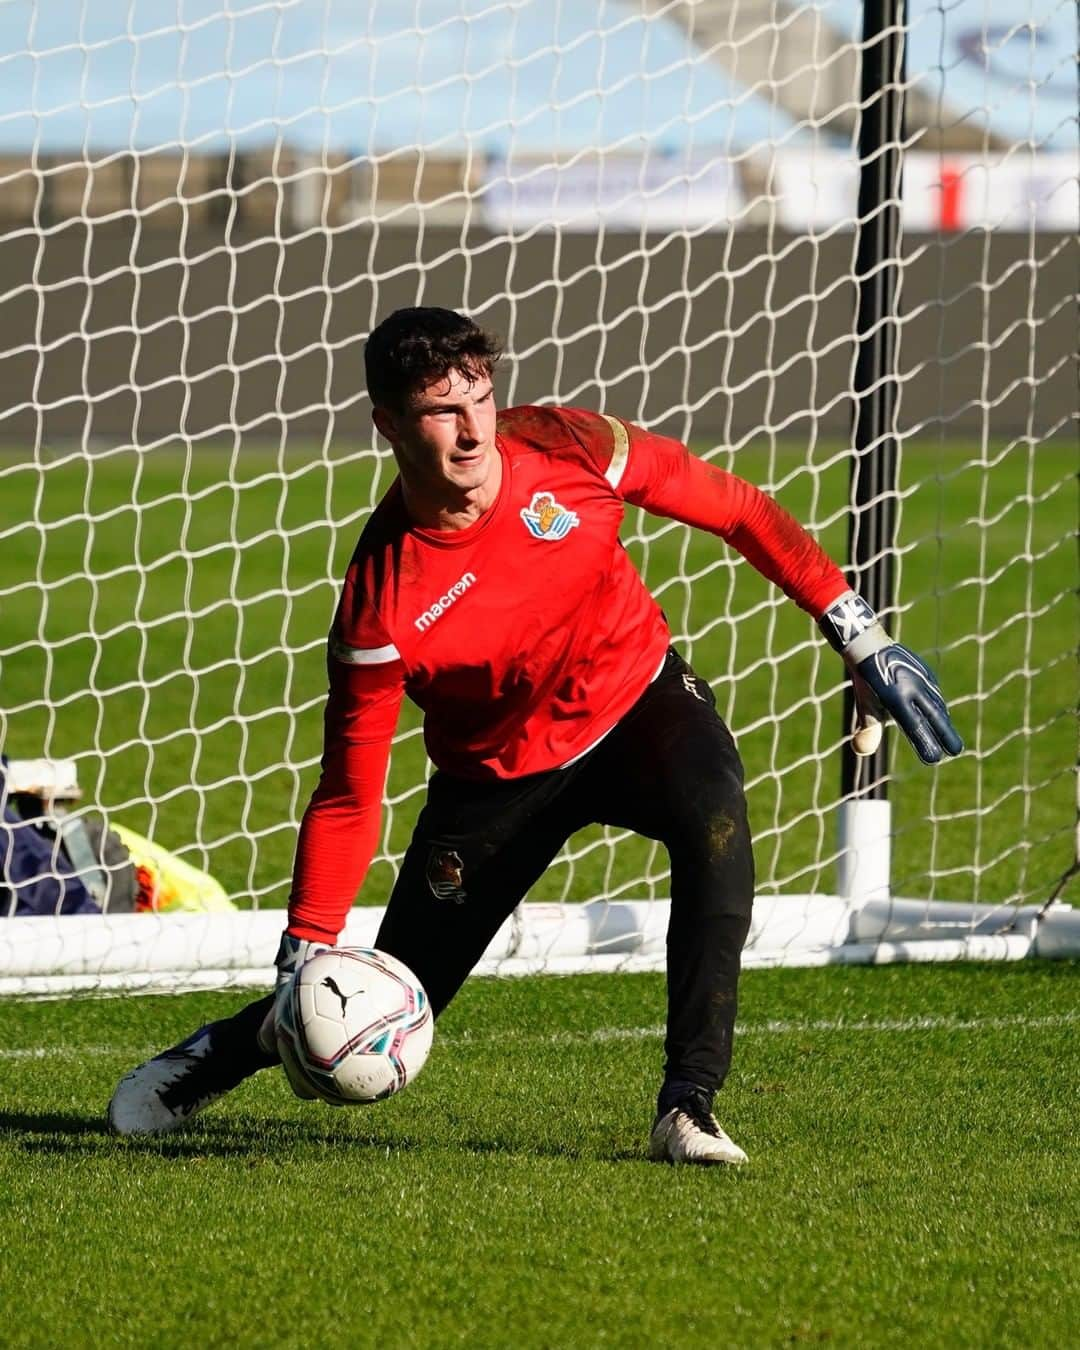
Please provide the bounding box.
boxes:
[600,414,630,489]
[329,634,401,666]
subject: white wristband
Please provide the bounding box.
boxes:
[819,590,893,661]
[841,622,893,665]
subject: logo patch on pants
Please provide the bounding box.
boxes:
[426,847,467,903]
[682,672,707,702]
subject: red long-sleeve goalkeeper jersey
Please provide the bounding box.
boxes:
[288,405,848,941]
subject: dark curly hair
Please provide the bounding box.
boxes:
[364,307,502,411]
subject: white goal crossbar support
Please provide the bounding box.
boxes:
[3,896,1079,998]
[836,800,892,903]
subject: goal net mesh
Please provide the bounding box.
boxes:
[0,0,1076,990]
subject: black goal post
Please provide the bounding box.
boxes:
[843,0,907,803]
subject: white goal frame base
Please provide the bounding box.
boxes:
[2,895,1078,998]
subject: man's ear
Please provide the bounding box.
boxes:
[372,405,397,445]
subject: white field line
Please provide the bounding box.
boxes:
[1,1010,1077,1062]
[540,1010,1080,1044]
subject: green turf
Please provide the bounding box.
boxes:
[0,962,1076,1348]
[0,438,1075,911]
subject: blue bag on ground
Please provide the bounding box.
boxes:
[0,758,98,915]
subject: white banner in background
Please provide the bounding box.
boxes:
[773,149,1078,232]
[934,153,1078,232]
[481,152,743,232]
[481,150,1075,233]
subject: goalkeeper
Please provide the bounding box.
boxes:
[109,307,961,1164]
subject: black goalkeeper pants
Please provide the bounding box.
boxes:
[376,647,754,1094]
[225,648,754,1096]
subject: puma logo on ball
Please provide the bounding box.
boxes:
[322,975,362,1017]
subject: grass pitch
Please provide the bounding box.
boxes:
[1,962,1077,1349]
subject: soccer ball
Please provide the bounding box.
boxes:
[275,947,433,1105]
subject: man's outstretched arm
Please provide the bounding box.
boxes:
[601,417,962,765]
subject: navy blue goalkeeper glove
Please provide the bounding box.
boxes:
[256,933,331,1080]
[819,592,963,766]
[271,932,330,992]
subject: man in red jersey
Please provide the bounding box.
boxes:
[109,308,962,1164]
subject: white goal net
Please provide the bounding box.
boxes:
[0,0,1077,994]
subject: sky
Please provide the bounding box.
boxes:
[823,0,1077,150]
[0,0,804,155]
[0,0,1073,156]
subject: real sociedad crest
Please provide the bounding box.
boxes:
[426,847,467,903]
[519,491,580,541]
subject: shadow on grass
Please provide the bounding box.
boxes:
[0,1108,308,1158]
[0,1107,433,1160]
[0,1106,168,1156]
[449,1133,651,1165]
[0,1109,109,1140]
[0,1108,679,1167]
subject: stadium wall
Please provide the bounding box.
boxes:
[0,226,1072,447]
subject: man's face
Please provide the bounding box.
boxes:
[374,366,498,500]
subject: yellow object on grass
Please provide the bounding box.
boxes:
[112,823,236,914]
